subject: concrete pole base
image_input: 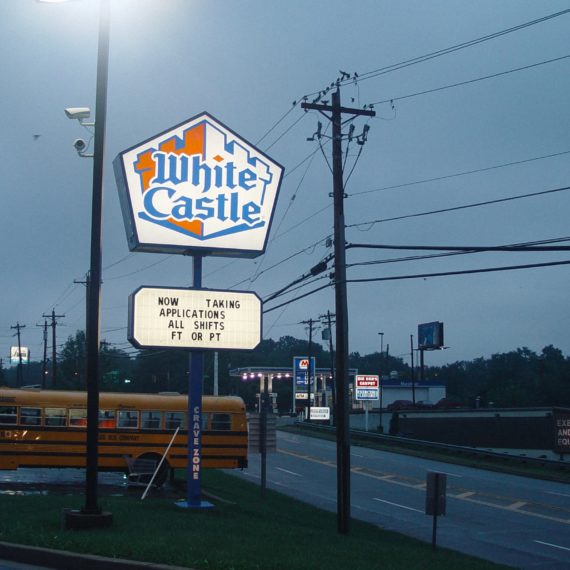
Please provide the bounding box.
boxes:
[63,509,113,530]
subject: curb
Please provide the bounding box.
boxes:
[0,542,194,570]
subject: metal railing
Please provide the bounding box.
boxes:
[289,421,570,472]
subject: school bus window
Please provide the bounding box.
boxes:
[0,406,17,425]
[69,409,87,428]
[20,407,42,426]
[211,413,231,431]
[45,408,66,427]
[165,411,185,430]
[118,410,139,429]
[141,411,162,429]
[201,412,209,430]
[99,410,116,429]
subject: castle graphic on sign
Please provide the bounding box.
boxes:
[114,112,283,258]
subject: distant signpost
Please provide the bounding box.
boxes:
[355,375,379,401]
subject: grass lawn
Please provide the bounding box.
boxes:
[0,470,508,570]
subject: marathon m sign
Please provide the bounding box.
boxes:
[114,112,283,258]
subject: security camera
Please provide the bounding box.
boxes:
[73,138,87,152]
[65,107,91,121]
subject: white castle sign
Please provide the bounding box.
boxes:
[114,112,283,258]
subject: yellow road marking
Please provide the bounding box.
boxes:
[277,447,570,525]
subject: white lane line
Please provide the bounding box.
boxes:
[545,491,570,498]
[534,540,570,552]
[437,471,463,478]
[454,491,476,499]
[506,501,527,511]
[373,498,423,513]
[275,467,303,477]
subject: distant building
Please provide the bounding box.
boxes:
[356,372,446,409]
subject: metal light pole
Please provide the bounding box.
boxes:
[84,0,110,518]
[378,332,384,357]
[60,0,112,528]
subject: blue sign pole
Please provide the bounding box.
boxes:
[178,255,213,509]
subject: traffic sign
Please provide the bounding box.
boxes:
[128,286,261,350]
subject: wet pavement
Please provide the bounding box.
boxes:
[0,468,125,488]
[0,468,184,498]
[0,560,53,570]
[0,468,130,498]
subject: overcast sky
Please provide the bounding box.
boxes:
[2,0,570,373]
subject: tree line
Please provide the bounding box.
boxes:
[2,331,568,410]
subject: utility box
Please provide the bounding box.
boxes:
[425,472,447,516]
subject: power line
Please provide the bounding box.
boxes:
[346,236,570,268]
[347,185,570,230]
[269,150,570,246]
[105,254,172,280]
[346,259,570,284]
[255,105,297,147]
[263,258,570,313]
[348,149,570,198]
[264,112,307,152]
[320,8,570,93]
[369,54,570,106]
[347,241,570,253]
[263,282,331,314]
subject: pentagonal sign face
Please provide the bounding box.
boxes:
[113,112,284,258]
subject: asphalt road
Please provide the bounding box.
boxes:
[230,431,570,569]
[0,562,50,570]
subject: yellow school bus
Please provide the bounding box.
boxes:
[0,387,248,485]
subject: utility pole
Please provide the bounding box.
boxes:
[43,309,65,388]
[10,322,26,387]
[302,88,375,535]
[37,320,48,388]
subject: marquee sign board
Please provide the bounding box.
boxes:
[128,286,262,351]
[355,374,379,400]
[114,112,284,258]
[310,407,330,420]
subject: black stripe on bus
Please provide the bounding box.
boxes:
[3,450,246,462]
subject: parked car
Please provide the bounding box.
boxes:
[415,400,435,409]
[387,400,413,411]
[435,397,464,409]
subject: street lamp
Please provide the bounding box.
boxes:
[41,0,112,528]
